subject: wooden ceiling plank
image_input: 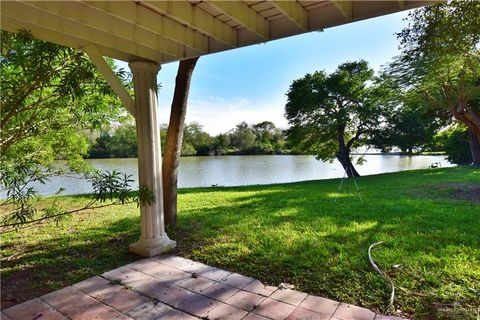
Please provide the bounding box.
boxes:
[83,1,208,53]
[1,2,175,62]
[0,15,136,62]
[271,1,308,31]
[143,0,237,47]
[22,1,183,59]
[331,0,352,20]
[207,1,270,40]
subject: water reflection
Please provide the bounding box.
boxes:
[17,155,453,196]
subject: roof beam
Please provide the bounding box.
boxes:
[1,14,80,51]
[271,1,308,31]
[331,1,352,20]
[18,1,183,61]
[1,1,171,62]
[82,1,208,54]
[207,1,270,40]
[143,1,237,47]
[0,15,134,62]
[82,44,136,116]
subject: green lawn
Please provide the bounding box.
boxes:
[1,167,479,319]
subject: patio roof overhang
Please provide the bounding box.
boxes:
[1,1,427,65]
[1,0,429,257]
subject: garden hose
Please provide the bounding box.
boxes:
[368,241,395,311]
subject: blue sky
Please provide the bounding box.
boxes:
[119,10,410,135]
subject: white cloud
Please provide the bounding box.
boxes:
[158,96,289,135]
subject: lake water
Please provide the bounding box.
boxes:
[19,155,453,196]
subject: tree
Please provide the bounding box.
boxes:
[212,133,231,155]
[1,31,125,165]
[252,121,286,154]
[110,124,137,158]
[183,122,213,155]
[468,130,480,166]
[229,122,256,153]
[437,125,474,165]
[253,121,276,142]
[162,57,199,228]
[389,0,480,163]
[88,132,113,158]
[0,30,125,176]
[371,93,447,154]
[0,30,125,172]
[87,121,138,159]
[285,60,380,177]
[0,30,132,229]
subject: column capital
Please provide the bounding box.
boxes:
[129,60,161,74]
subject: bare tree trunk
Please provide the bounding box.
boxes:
[468,129,480,167]
[336,151,360,178]
[162,57,199,228]
[337,127,360,178]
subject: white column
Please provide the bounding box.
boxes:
[128,61,176,257]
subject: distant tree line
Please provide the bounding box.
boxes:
[86,115,473,167]
[87,120,289,158]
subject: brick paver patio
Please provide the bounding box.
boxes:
[1,255,406,320]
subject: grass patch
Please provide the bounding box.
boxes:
[1,167,479,319]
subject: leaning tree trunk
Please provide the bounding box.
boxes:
[336,128,360,178]
[468,129,480,167]
[162,57,199,228]
[336,151,360,178]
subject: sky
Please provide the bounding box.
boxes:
[118,10,411,135]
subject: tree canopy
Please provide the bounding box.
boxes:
[387,0,480,138]
[371,89,448,154]
[285,60,380,177]
[0,30,131,230]
[0,31,127,172]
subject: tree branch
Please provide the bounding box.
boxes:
[346,128,363,151]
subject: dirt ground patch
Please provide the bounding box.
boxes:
[424,183,480,203]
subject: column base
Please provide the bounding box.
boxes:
[129,235,176,257]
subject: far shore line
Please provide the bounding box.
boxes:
[83,152,447,160]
